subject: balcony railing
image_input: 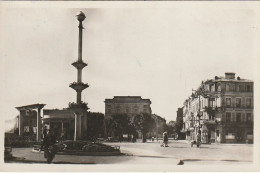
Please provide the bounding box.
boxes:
[72,60,88,69]
[69,82,89,91]
[68,102,89,109]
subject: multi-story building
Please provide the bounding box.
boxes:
[104,96,152,119]
[182,72,253,143]
[104,96,152,139]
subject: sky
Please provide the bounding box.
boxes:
[0,5,258,131]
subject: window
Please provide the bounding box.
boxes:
[107,105,111,108]
[246,85,251,92]
[246,113,251,122]
[107,109,111,113]
[217,84,221,91]
[134,109,138,113]
[239,85,244,92]
[211,85,215,91]
[126,108,129,113]
[143,109,147,113]
[226,112,231,122]
[246,98,252,108]
[226,84,230,92]
[205,84,210,91]
[236,98,241,108]
[117,109,120,113]
[236,113,241,122]
[231,84,235,91]
[143,105,147,108]
[226,98,231,108]
[216,130,219,137]
[209,98,215,108]
[24,126,30,132]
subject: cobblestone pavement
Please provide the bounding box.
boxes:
[7,140,253,165]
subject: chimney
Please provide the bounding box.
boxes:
[225,72,235,79]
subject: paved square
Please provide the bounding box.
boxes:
[8,140,253,165]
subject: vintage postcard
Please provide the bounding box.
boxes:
[0,1,260,172]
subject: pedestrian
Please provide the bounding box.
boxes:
[41,129,57,163]
[43,126,47,139]
[40,126,47,152]
[163,131,168,147]
[60,131,65,142]
[196,130,202,148]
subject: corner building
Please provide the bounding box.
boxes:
[182,72,253,143]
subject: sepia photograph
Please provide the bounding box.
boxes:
[0,2,260,172]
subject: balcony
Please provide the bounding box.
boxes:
[68,102,89,110]
[72,61,87,69]
[69,82,89,91]
[203,119,216,125]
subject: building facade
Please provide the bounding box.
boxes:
[104,96,152,119]
[104,96,152,139]
[176,107,185,139]
[182,72,253,143]
[149,114,167,139]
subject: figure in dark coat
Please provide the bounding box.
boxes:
[41,129,57,163]
[163,131,168,147]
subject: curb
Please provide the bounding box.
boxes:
[32,149,122,156]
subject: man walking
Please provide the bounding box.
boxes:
[41,129,57,163]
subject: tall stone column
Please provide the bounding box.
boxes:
[37,108,42,142]
[74,111,82,141]
[69,11,89,141]
[74,113,77,141]
[81,111,87,139]
[19,111,24,136]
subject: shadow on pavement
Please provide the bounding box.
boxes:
[5,159,96,164]
[180,158,252,164]
[138,155,169,159]
[169,146,189,148]
[5,156,96,164]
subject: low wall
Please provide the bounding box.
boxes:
[32,148,122,156]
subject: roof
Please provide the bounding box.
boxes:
[105,96,151,104]
[16,103,46,110]
[43,109,74,119]
[204,76,253,83]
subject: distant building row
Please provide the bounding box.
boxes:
[15,96,166,141]
[180,72,253,143]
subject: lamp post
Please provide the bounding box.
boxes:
[197,111,202,133]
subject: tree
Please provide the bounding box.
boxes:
[87,112,105,141]
[105,114,134,141]
[133,113,156,143]
[167,121,177,138]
